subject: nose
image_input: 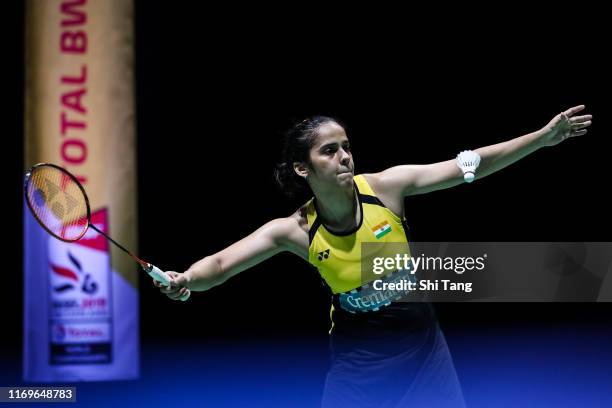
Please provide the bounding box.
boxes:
[339,147,351,166]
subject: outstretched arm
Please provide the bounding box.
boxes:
[156,215,309,299]
[377,105,592,196]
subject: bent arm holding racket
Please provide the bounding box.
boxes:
[156,213,310,301]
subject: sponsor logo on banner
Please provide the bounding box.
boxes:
[48,208,113,365]
[51,322,110,344]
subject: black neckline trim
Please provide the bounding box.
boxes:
[309,217,322,243]
[359,194,385,207]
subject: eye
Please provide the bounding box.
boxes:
[343,144,351,152]
[324,147,337,155]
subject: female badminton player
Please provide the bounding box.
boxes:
[154,105,591,407]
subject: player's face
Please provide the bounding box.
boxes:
[307,122,354,189]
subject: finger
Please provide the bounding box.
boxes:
[176,287,189,298]
[154,280,172,289]
[564,105,585,117]
[179,289,191,301]
[570,114,592,123]
[572,120,592,130]
[167,290,185,300]
[569,129,588,138]
[160,285,181,295]
[166,272,186,287]
[164,285,182,294]
[166,271,183,280]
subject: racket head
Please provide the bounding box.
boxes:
[24,163,91,242]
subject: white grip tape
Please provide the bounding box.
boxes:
[147,264,191,301]
[147,264,171,285]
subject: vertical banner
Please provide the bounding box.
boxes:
[24,0,139,381]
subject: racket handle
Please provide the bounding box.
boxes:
[145,264,191,301]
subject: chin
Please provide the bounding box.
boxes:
[337,174,354,186]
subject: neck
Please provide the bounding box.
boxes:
[314,183,358,232]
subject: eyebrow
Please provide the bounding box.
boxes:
[318,140,350,150]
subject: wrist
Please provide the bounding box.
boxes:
[532,128,550,150]
[182,269,196,288]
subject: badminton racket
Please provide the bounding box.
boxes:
[24,162,190,301]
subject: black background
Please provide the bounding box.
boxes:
[6,1,612,355]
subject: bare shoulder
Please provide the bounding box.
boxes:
[289,202,311,235]
[362,172,382,190]
[363,167,417,193]
[267,202,310,238]
[265,214,306,239]
[361,172,406,218]
[363,171,403,195]
[265,203,310,260]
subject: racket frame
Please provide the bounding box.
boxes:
[23,162,187,297]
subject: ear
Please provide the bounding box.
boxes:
[293,162,309,179]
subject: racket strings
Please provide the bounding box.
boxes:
[26,166,89,241]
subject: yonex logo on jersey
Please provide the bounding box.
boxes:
[318,249,330,261]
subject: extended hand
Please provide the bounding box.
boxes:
[153,271,190,301]
[539,105,592,147]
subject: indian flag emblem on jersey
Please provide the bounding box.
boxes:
[372,220,392,239]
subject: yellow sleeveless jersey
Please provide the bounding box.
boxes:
[305,174,412,295]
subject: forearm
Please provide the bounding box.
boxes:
[183,256,227,292]
[179,219,296,292]
[475,129,545,179]
[389,105,590,196]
